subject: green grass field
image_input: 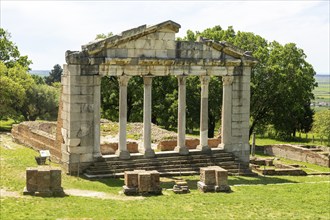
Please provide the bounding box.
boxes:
[1,134,330,220]
[313,75,330,111]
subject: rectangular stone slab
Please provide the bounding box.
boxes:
[200,167,216,185]
[36,168,51,192]
[124,171,139,188]
[26,168,38,192]
[50,168,62,191]
[138,172,151,193]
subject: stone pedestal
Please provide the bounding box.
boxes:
[123,170,162,195]
[197,166,230,193]
[24,167,64,197]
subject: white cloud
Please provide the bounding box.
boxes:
[1,1,329,73]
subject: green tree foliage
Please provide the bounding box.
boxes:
[188,26,316,138]
[21,84,59,121]
[45,64,63,85]
[312,110,330,140]
[0,29,59,121]
[95,32,113,40]
[0,28,32,69]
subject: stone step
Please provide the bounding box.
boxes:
[84,169,242,179]
[85,163,239,174]
[101,153,234,162]
[83,150,243,179]
[92,157,235,167]
[87,160,238,170]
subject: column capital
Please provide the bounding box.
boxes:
[143,76,153,85]
[200,75,210,85]
[222,76,234,86]
[177,75,187,85]
[118,75,131,86]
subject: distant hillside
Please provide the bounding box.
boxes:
[29,70,50,76]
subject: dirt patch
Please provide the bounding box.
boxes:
[64,189,144,200]
[0,188,22,198]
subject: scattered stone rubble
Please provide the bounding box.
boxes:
[173,180,190,194]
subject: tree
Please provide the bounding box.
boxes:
[190,26,316,138]
[0,28,32,69]
[21,84,59,121]
[45,64,63,85]
[0,61,34,120]
[95,32,113,40]
[312,110,330,142]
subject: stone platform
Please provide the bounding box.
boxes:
[84,148,249,178]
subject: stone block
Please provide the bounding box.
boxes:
[186,139,200,149]
[26,168,38,192]
[116,48,128,58]
[37,168,51,192]
[167,49,176,58]
[208,138,221,148]
[50,168,62,191]
[81,65,99,75]
[200,167,216,185]
[124,171,139,188]
[157,140,176,151]
[155,50,168,58]
[157,32,175,40]
[138,172,151,193]
[149,170,160,190]
[215,167,228,186]
[68,146,93,154]
[63,64,81,76]
[107,49,116,57]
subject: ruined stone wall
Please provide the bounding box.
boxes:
[11,122,61,161]
[264,144,330,167]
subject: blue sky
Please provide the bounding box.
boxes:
[1,1,329,74]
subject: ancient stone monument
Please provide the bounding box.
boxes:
[57,20,257,174]
[123,170,162,195]
[197,166,230,192]
[23,166,64,197]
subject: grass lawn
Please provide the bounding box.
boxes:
[0,119,16,132]
[1,134,330,219]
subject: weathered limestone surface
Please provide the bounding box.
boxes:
[123,170,162,195]
[58,20,257,174]
[24,167,64,197]
[197,166,231,193]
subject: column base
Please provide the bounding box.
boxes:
[115,150,130,159]
[217,143,227,150]
[93,152,102,158]
[196,145,212,154]
[174,146,189,155]
[142,148,156,158]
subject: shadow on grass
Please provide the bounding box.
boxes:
[228,175,298,185]
[78,175,124,188]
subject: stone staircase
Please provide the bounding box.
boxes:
[84,148,247,178]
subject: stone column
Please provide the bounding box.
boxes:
[219,76,233,150]
[116,76,131,159]
[175,76,189,155]
[197,76,211,153]
[142,77,155,158]
[93,75,102,158]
